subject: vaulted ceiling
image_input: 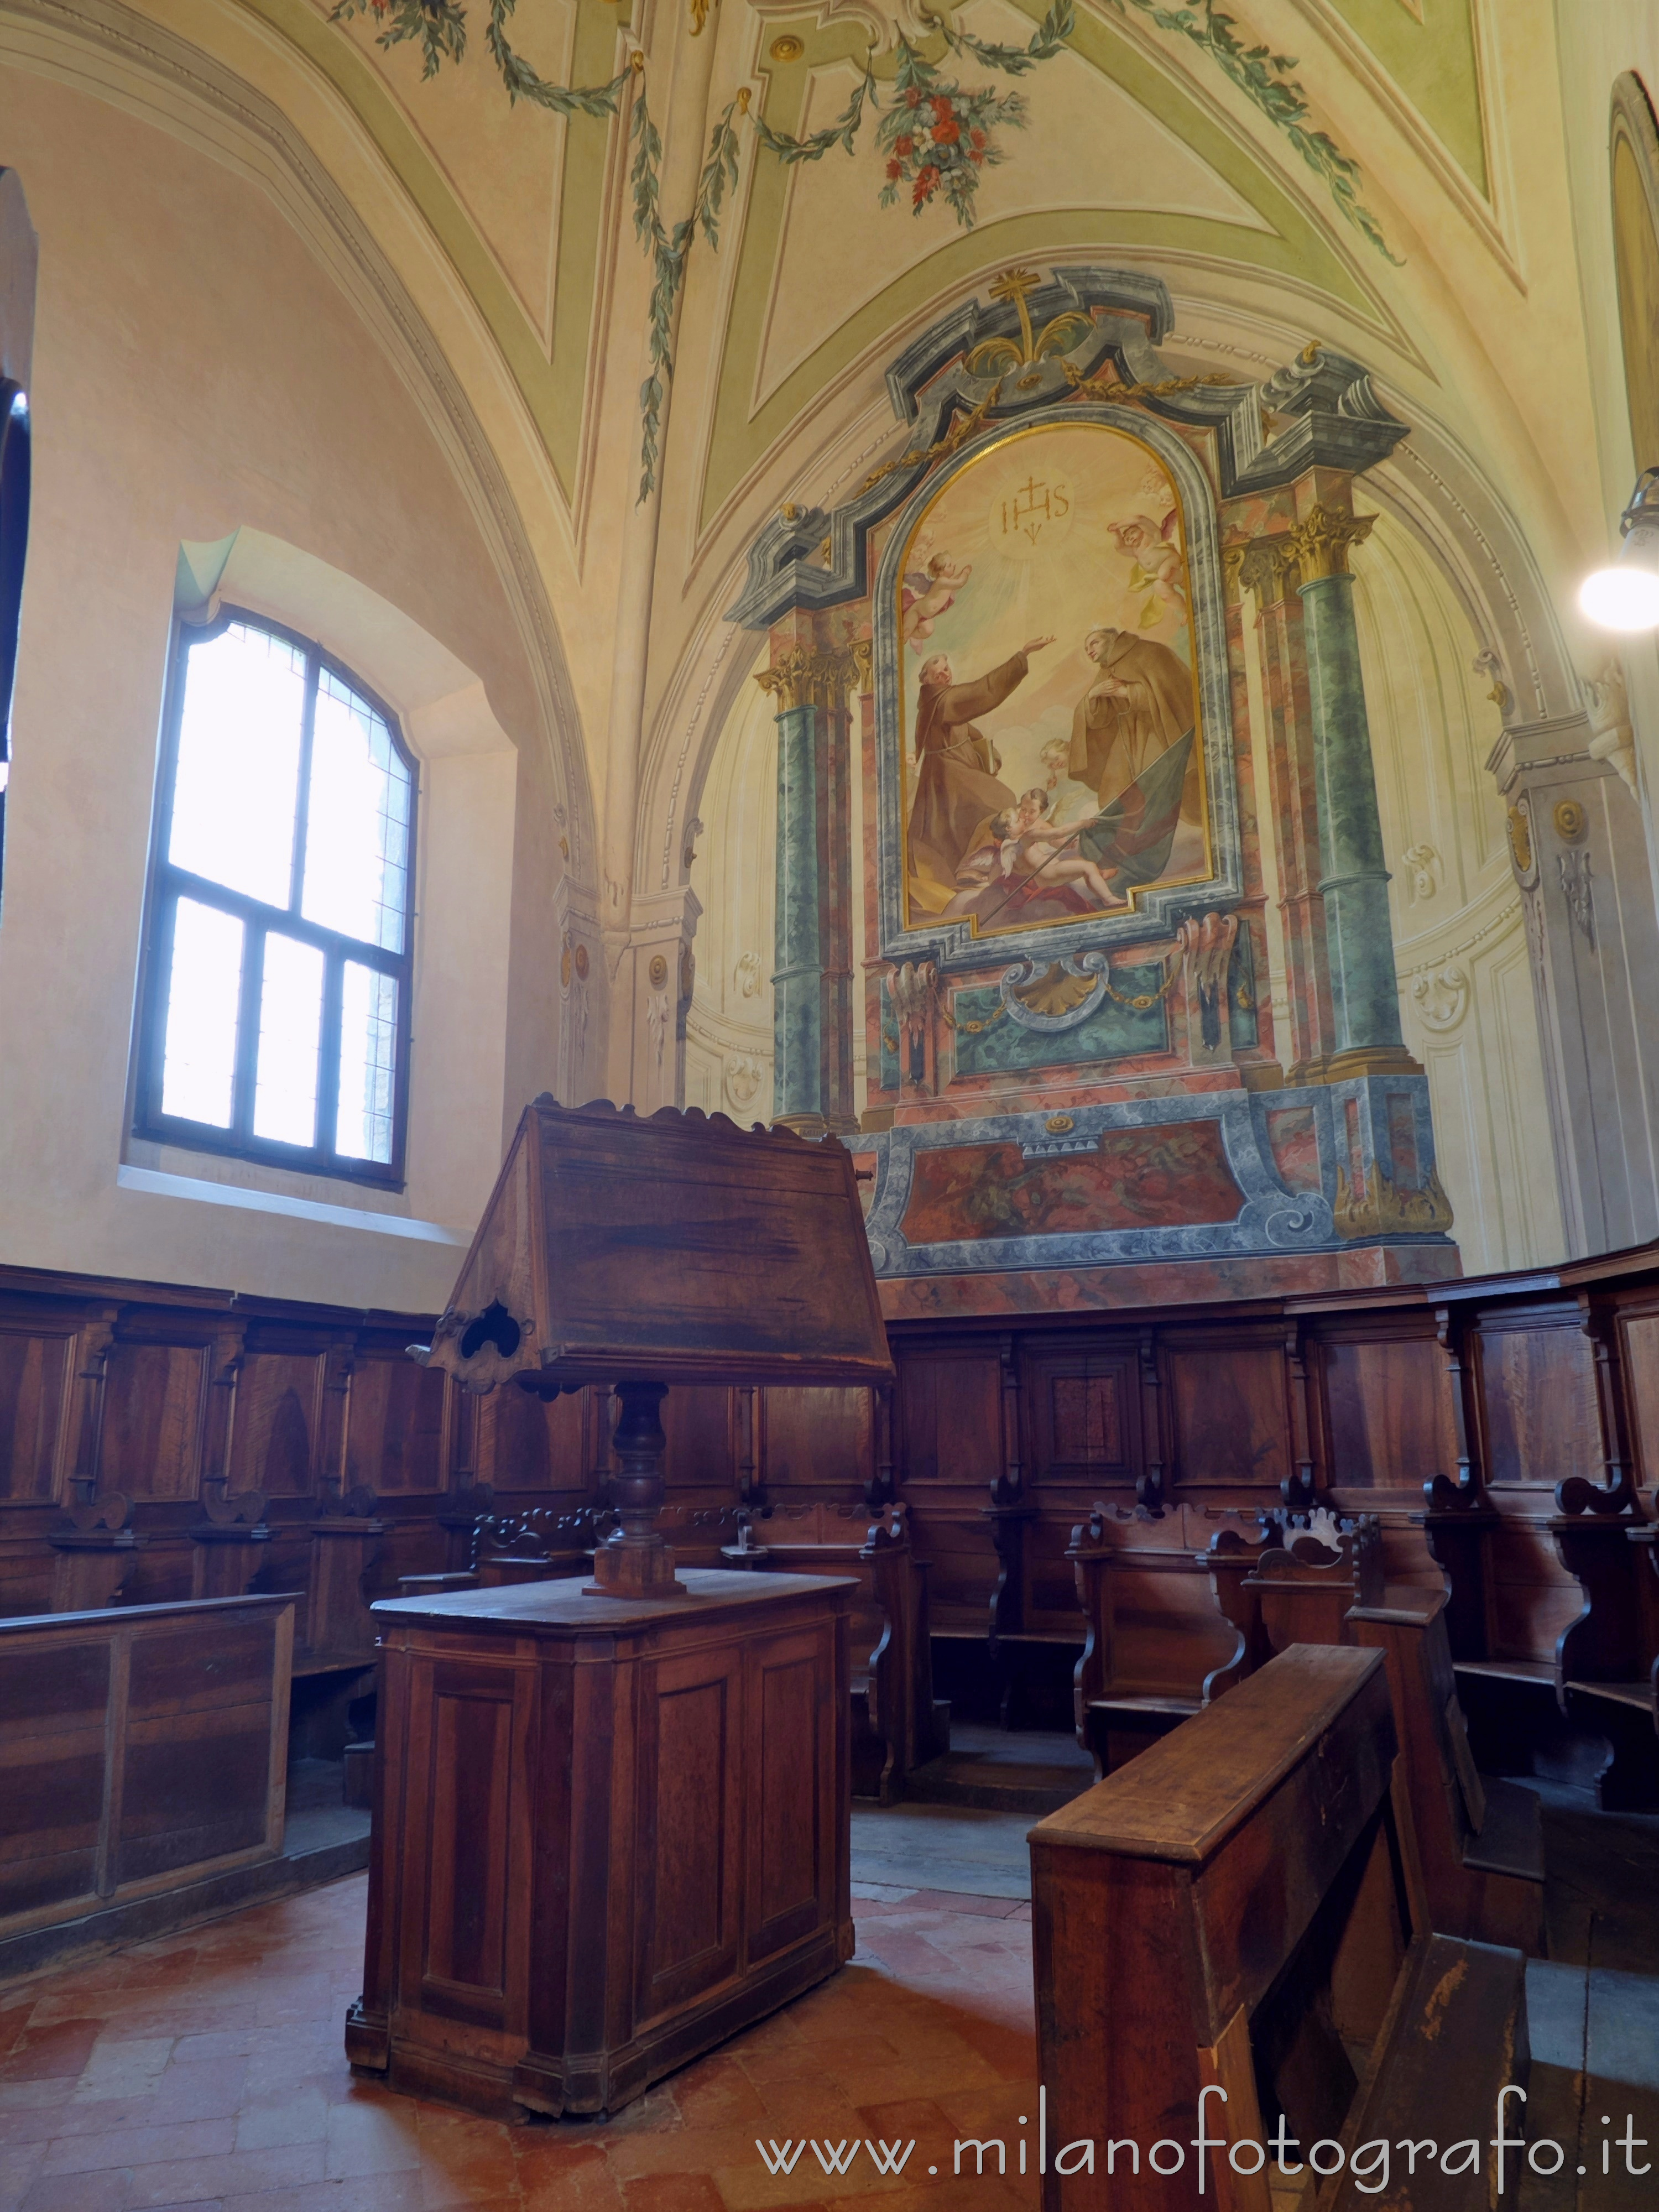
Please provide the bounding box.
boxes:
[11,0,1629,879]
[310,0,1496,533]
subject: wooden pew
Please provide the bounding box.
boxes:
[1199,1520,1279,1682]
[988,1496,1087,1731]
[396,1506,603,1600]
[0,1593,295,1970]
[1068,1504,1266,1776]
[900,1503,1001,1721]
[1547,1504,1659,1807]
[729,1501,947,1801]
[652,1502,752,1568]
[1030,1644,1530,2211]
[1240,1517,1545,1954]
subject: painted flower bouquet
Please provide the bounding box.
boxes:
[875,61,1026,227]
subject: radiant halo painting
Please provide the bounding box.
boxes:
[896,419,1212,938]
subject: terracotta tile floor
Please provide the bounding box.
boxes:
[0,1880,1040,2212]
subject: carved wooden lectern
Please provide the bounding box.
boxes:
[346,1099,893,2119]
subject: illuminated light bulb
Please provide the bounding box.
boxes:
[1580,559,1659,630]
[1582,468,1659,631]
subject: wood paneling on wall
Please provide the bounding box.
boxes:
[4,1249,1659,1694]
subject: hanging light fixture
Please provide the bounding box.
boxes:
[1581,468,1659,630]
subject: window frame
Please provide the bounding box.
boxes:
[0,377,30,918]
[132,604,418,1190]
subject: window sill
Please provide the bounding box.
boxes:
[115,1164,469,1246]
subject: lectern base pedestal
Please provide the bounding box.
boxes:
[346,1568,855,2119]
[583,1532,687,1599]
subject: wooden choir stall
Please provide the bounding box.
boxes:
[1031,1644,1530,2212]
[345,1097,893,2119]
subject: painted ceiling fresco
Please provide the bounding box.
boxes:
[289,0,1489,513]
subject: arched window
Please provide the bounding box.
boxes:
[134,609,416,1183]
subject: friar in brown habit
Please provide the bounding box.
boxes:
[1067,623,1194,806]
[908,635,1054,894]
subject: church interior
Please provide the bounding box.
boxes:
[6,0,1659,2205]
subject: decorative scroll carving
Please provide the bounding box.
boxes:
[1410,962,1469,1032]
[1587,659,1638,796]
[1555,1297,1640,1517]
[1401,842,1441,903]
[1333,1163,1455,1239]
[723,1052,763,1108]
[1558,848,1596,951]
[1176,911,1238,1051]
[1473,648,1512,714]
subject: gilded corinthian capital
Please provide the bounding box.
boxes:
[754,646,817,712]
[1284,504,1375,583]
[755,645,860,712]
[1237,538,1300,605]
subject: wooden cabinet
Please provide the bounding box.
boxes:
[347,1568,854,2119]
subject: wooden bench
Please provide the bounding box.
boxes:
[1547,1507,1659,1807]
[0,1593,295,1974]
[722,1501,947,1802]
[895,1503,1004,1723]
[987,1497,1089,1730]
[1031,1643,1530,2210]
[1241,1517,1545,1953]
[1068,1504,1266,1775]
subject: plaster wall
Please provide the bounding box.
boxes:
[684,653,776,1121]
[0,71,563,1309]
[1556,19,1659,916]
[1352,509,1564,1272]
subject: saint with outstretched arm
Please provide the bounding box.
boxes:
[907,637,1055,904]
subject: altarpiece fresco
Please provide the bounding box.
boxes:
[730,267,1459,1316]
[896,422,1208,937]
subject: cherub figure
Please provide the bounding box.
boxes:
[993,788,1124,909]
[901,536,973,646]
[1105,508,1186,623]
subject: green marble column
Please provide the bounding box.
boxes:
[1293,507,1408,1068]
[758,645,857,1135]
[771,688,823,1131]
